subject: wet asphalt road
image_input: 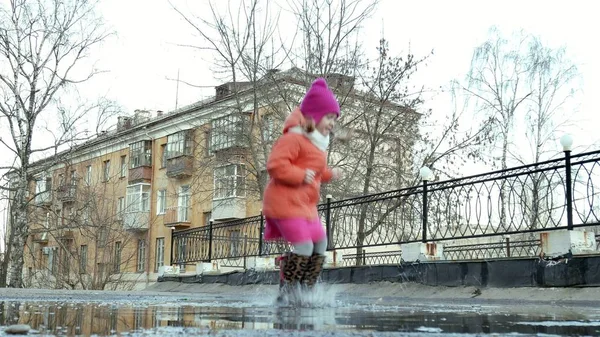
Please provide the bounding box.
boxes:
[1,285,600,336]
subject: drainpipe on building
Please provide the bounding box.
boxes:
[144,128,153,288]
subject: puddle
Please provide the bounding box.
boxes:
[2,298,600,336]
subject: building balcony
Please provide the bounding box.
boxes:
[32,232,49,244]
[166,155,193,178]
[57,230,74,239]
[129,165,153,183]
[57,184,77,203]
[34,191,52,206]
[123,211,150,232]
[212,197,246,221]
[164,206,191,229]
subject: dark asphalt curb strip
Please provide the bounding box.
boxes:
[158,255,600,288]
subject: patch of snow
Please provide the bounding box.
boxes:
[517,320,600,327]
[415,326,443,333]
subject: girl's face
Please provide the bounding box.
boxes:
[316,113,337,136]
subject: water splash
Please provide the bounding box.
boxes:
[274,283,339,308]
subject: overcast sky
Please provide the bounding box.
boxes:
[88,0,598,137]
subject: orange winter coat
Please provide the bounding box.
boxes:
[262,108,333,220]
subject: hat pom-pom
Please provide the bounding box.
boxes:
[313,77,328,88]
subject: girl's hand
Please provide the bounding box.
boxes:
[304,169,316,184]
[332,168,342,180]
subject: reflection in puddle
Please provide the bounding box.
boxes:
[1,300,600,336]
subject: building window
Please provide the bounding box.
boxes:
[85,165,92,185]
[178,185,190,222]
[130,140,152,168]
[166,130,193,159]
[120,155,127,177]
[155,238,165,272]
[204,131,210,156]
[262,114,277,142]
[103,160,110,182]
[35,177,52,204]
[214,164,246,199]
[98,226,108,247]
[160,144,167,168]
[113,241,121,273]
[82,207,90,224]
[126,184,151,213]
[117,197,125,220]
[229,230,241,257]
[157,189,166,215]
[137,239,146,272]
[178,238,186,273]
[70,170,77,184]
[60,239,72,275]
[210,114,247,152]
[79,245,88,274]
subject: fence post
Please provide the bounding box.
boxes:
[422,180,428,243]
[505,236,511,257]
[325,195,333,250]
[420,167,433,243]
[362,250,366,265]
[258,210,264,256]
[207,219,214,262]
[170,228,175,266]
[561,135,574,230]
[243,234,248,269]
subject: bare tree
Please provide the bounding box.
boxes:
[171,0,292,207]
[0,0,110,287]
[25,159,143,290]
[171,0,494,266]
[322,39,492,264]
[464,27,580,234]
[518,37,579,233]
[289,0,379,78]
[463,27,533,229]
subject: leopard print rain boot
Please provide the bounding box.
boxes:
[276,252,310,305]
[302,253,326,288]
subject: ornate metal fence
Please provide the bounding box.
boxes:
[171,149,600,266]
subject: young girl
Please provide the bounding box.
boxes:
[262,77,343,303]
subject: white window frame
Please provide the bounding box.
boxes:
[229,230,241,257]
[85,165,92,185]
[178,238,187,273]
[137,239,146,272]
[126,184,151,213]
[178,185,190,222]
[79,245,88,274]
[262,114,277,142]
[130,140,152,168]
[166,130,193,159]
[117,197,125,220]
[210,114,247,152]
[120,155,127,177]
[82,207,90,224]
[157,189,166,215]
[114,241,121,273]
[103,160,110,182]
[35,177,52,203]
[155,238,165,272]
[213,164,246,199]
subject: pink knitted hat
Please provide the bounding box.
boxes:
[299,78,340,124]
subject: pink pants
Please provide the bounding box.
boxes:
[264,217,326,244]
